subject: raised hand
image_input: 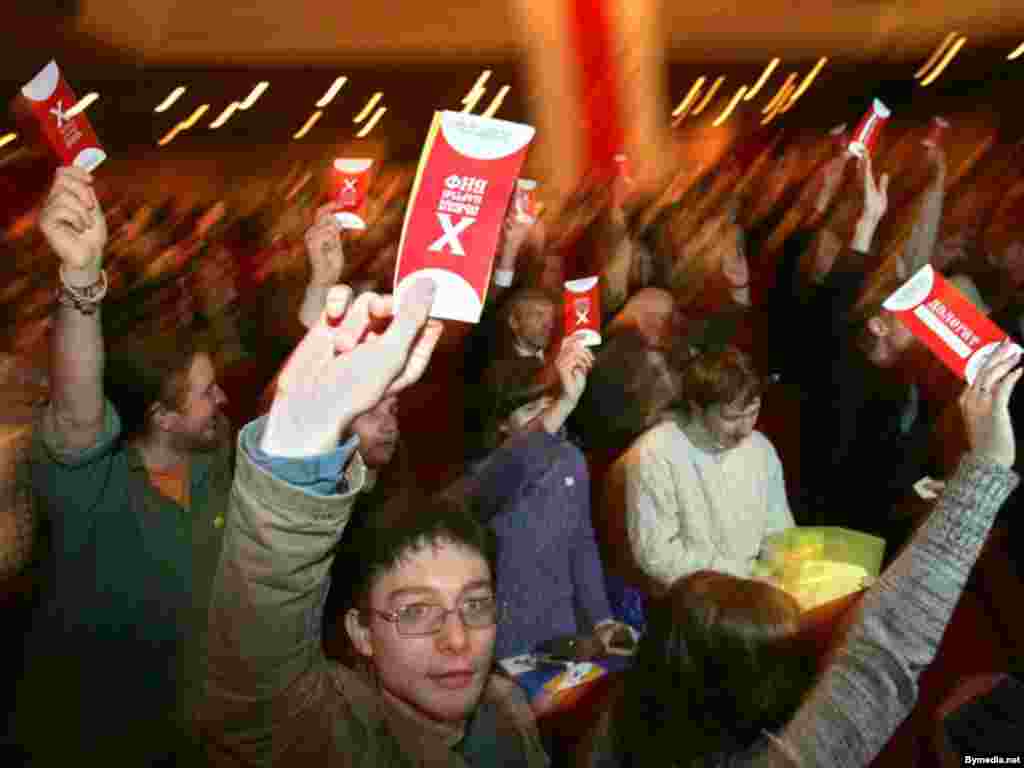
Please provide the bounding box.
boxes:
[305,204,346,286]
[38,167,108,277]
[261,279,443,458]
[959,340,1023,468]
[556,338,596,405]
[859,153,889,224]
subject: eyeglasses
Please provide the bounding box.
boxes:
[370,595,502,637]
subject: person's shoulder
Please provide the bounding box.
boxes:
[633,416,685,449]
[746,430,777,454]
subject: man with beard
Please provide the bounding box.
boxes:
[9,167,232,766]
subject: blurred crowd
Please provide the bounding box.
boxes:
[2,108,1024,766]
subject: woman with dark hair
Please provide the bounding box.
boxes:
[580,342,1022,768]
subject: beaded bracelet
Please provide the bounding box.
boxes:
[56,267,108,315]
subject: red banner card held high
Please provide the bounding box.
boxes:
[564,276,601,346]
[16,60,106,171]
[394,111,535,323]
[847,99,891,159]
[883,265,1021,383]
[331,158,375,230]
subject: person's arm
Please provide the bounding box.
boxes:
[203,281,443,762]
[752,343,1022,768]
[902,147,947,277]
[490,213,533,304]
[298,206,344,329]
[760,436,795,537]
[520,340,595,437]
[565,450,615,630]
[37,167,109,455]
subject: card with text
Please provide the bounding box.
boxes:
[883,265,1020,383]
[330,158,375,230]
[394,111,535,323]
[15,60,106,171]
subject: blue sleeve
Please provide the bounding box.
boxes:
[240,415,360,496]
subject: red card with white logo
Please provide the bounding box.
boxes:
[394,111,535,323]
[847,99,890,159]
[331,158,375,230]
[564,276,601,346]
[883,265,1020,383]
[16,61,106,171]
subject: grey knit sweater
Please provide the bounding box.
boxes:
[583,453,1019,767]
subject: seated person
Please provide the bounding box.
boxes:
[579,343,1021,767]
[608,345,793,592]
[467,430,628,662]
[201,280,548,766]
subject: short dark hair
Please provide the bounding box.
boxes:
[477,357,551,455]
[344,493,498,616]
[504,287,557,324]
[682,344,761,410]
[103,328,206,440]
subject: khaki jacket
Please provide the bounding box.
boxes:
[200,424,548,767]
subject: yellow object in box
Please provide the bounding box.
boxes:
[778,560,871,610]
[753,527,886,611]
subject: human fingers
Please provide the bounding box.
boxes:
[277,286,354,394]
[386,319,444,395]
[50,174,97,219]
[335,291,391,353]
[383,279,436,351]
[54,166,95,199]
[972,340,1020,396]
[43,200,89,234]
[994,366,1024,410]
[324,285,355,327]
[314,203,340,224]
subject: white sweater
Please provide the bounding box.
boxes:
[609,416,794,588]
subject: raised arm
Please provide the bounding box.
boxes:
[902,145,947,277]
[756,342,1021,768]
[204,280,442,763]
[38,167,109,454]
[538,339,594,435]
[298,205,345,329]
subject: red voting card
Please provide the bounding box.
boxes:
[331,158,375,230]
[16,61,106,171]
[394,111,535,323]
[884,265,1021,383]
[564,276,601,346]
[847,99,890,159]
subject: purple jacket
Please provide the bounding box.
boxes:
[469,431,614,659]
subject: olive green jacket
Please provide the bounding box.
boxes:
[200,418,549,767]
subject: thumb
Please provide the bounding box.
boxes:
[879,173,890,198]
[386,278,437,349]
[995,365,1024,410]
